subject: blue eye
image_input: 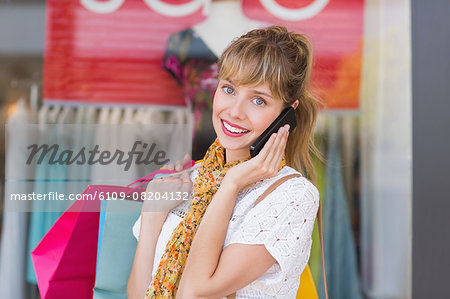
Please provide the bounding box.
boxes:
[252,97,266,106]
[223,86,234,95]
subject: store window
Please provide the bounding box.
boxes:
[0,1,412,298]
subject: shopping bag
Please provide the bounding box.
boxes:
[296,265,318,299]
[93,200,141,299]
[30,184,152,299]
[30,185,101,299]
[30,184,146,299]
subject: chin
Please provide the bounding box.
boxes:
[217,136,234,149]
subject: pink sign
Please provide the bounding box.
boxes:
[44,0,363,109]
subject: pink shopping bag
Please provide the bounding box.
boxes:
[31,162,194,299]
[30,185,144,299]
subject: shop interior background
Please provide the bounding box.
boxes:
[0,0,412,299]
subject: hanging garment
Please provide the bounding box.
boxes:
[26,105,76,284]
[321,117,363,299]
[48,106,76,213]
[69,106,97,195]
[26,105,52,284]
[135,107,172,178]
[165,107,192,168]
[0,99,33,299]
[90,107,112,185]
[104,107,127,185]
[116,107,140,184]
[163,28,219,160]
[66,106,90,198]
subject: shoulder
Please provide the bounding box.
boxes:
[236,166,319,226]
[249,166,320,225]
[261,166,319,204]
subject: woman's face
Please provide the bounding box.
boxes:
[212,79,285,162]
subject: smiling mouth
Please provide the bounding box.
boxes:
[221,120,250,134]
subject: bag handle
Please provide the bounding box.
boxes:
[227,174,328,299]
[124,160,196,195]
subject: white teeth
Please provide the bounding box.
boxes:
[223,121,249,134]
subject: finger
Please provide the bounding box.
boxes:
[163,163,175,171]
[264,127,284,161]
[175,160,184,171]
[265,127,286,167]
[277,129,289,164]
[276,126,289,157]
[183,153,192,167]
[269,126,289,169]
[275,125,289,156]
[256,132,277,160]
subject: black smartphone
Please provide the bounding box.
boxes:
[250,107,297,158]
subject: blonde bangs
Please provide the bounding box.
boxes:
[217,39,286,103]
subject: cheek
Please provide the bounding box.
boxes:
[212,100,219,119]
[212,94,227,116]
[253,118,270,133]
[252,111,281,133]
[212,97,223,125]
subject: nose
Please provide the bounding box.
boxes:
[228,98,246,120]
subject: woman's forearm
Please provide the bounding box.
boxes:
[178,181,240,297]
[127,212,168,299]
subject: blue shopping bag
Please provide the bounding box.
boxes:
[93,199,142,299]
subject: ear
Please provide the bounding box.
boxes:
[291,100,299,110]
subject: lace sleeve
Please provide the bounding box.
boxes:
[226,177,320,284]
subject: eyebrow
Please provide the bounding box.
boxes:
[226,80,274,100]
[252,89,274,100]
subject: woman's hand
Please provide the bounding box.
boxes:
[223,125,290,191]
[141,154,193,214]
[160,153,192,172]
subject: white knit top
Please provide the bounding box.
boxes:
[133,164,319,298]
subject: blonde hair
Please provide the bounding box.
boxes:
[217,25,323,183]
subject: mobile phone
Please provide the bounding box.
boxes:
[250,107,297,158]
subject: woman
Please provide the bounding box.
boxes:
[128,25,322,298]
